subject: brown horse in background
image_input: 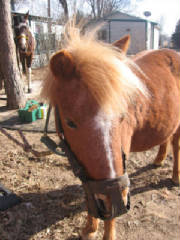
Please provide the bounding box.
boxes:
[41,26,180,240]
[14,12,35,93]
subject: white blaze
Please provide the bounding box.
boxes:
[94,111,116,178]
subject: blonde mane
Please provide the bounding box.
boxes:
[42,22,147,114]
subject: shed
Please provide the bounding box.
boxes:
[86,11,160,54]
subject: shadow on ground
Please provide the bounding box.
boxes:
[0,184,85,240]
[1,163,177,240]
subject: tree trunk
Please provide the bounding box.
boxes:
[0,64,4,90]
[47,0,52,33]
[0,0,26,109]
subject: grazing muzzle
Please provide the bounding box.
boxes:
[83,173,130,220]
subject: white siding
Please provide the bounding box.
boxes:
[154,27,159,49]
[146,21,151,50]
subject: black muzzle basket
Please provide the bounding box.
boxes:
[83,173,130,220]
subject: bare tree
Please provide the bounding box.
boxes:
[171,19,180,49]
[0,0,26,109]
[59,0,69,22]
[86,0,131,19]
[47,0,52,32]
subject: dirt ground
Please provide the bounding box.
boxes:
[0,68,179,240]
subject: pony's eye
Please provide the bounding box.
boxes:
[65,119,77,129]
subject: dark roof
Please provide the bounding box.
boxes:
[104,11,141,20]
[86,11,158,27]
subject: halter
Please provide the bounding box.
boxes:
[16,35,29,40]
[41,106,130,220]
[16,33,32,56]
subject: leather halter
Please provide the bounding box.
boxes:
[16,35,29,40]
[16,34,32,56]
[41,106,130,220]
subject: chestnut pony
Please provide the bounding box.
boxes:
[41,27,180,240]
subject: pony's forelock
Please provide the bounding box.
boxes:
[42,21,148,114]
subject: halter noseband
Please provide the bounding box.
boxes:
[16,35,29,40]
[42,106,130,220]
[16,34,31,56]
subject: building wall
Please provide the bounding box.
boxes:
[86,12,159,54]
[109,21,146,54]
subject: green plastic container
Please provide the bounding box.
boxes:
[18,100,40,123]
[25,109,38,122]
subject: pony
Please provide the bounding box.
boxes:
[41,26,180,240]
[13,12,35,93]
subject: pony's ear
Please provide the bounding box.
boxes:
[24,11,29,21]
[113,35,130,54]
[50,50,75,79]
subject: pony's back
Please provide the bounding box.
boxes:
[130,48,180,152]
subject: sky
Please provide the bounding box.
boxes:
[133,0,180,36]
[82,0,180,36]
[14,0,179,36]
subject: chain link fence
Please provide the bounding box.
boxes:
[32,33,61,68]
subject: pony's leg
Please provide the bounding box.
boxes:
[27,67,32,93]
[18,64,26,92]
[172,127,180,184]
[103,219,116,240]
[81,214,99,240]
[154,141,169,166]
[26,55,32,93]
[17,59,23,78]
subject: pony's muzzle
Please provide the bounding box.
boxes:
[94,189,130,219]
[94,194,112,219]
